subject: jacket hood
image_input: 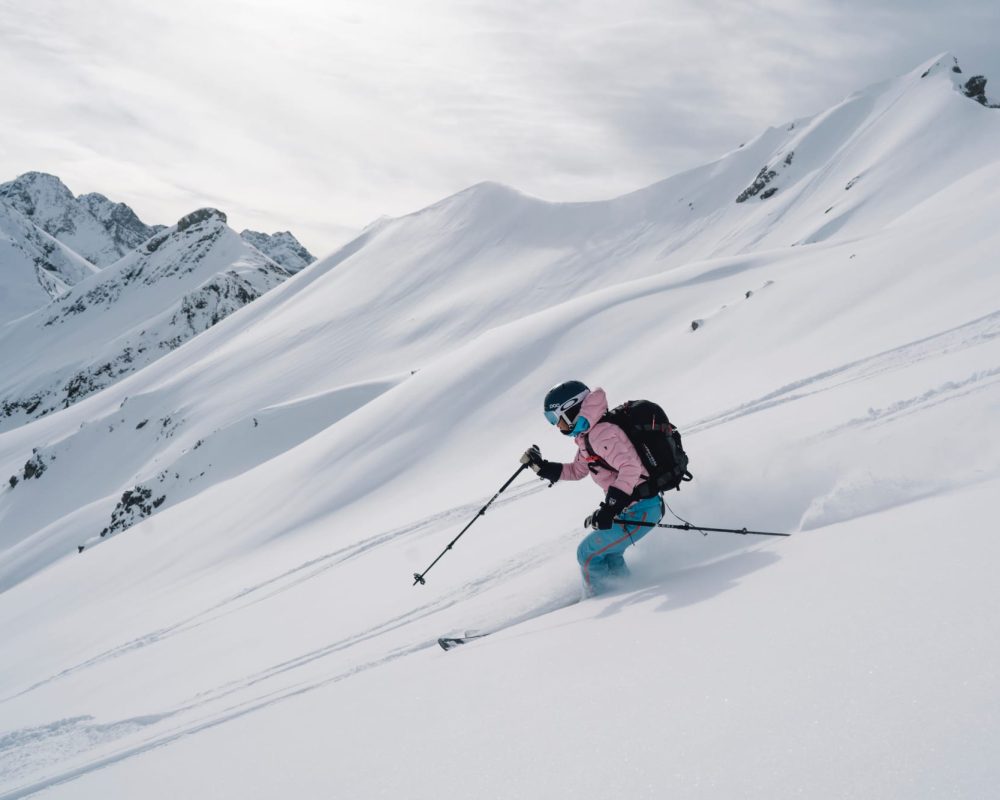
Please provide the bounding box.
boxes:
[577,387,608,429]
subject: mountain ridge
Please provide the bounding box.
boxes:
[0,172,160,267]
[0,207,291,431]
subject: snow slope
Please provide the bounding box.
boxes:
[0,54,999,798]
[0,204,99,323]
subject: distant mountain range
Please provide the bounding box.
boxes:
[0,171,316,305]
[0,172,318,427]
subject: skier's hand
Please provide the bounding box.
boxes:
[585,506,614,530]
[521,445,560,483]
[520,445,543,469]
[585,487,631,530]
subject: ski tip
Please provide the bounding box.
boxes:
[438,632,490,651]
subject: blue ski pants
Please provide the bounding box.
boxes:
[576,495,665,594]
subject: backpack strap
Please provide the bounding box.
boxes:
[582,431,616,475]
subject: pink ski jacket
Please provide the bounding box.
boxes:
[559,388,647,496]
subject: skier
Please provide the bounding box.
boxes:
[521,380,665,595]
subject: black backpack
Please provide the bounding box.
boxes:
[585,399,692,498]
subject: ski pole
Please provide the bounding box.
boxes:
[614,519,790,537]
[413,463,529,586]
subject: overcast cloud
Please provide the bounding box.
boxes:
[1,0,997,256]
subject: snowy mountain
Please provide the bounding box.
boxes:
[1,54,999,799]
[0,203,99,323]
[239,229,316,272]
[0,172,160,267]
[0,208,291,431]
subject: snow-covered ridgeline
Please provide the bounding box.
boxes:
[0,172,317,326]
[0,209,292,432]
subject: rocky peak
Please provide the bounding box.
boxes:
[0,171,163,266]
[240,229,316,272]
[177,208,228,232]
[0,172,75,217]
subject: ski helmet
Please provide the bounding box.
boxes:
[543,380,590,433]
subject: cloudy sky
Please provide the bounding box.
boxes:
[1,0,997,256]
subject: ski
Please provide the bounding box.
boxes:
[436,593,583,652]
[437,632,491,651]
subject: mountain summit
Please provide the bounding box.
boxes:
[0,172,160,267]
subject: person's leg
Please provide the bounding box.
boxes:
[604,551,628,578]
[577,530,625,595]
[577,496,665,593]
[617,496,665,543]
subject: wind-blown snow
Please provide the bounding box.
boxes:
[0,54,998,799]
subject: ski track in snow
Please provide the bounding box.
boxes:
[0,643,429,800]
[684,309,1000,433]
[2,481,550,704]
[0,481,576,797]
[822,366,1000,433]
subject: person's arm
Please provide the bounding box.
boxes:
[559,447,591,482]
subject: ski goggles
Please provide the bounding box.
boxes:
[544,390,589,426]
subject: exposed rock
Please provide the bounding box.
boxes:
[736,167,778,203]
[962,75,998,107]
[178,208,227,231]
[22,450,48,481]
[100,485,166,538]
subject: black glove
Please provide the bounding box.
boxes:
[584,486,632,530]
[521,445,561,483]
[520,445,543,469]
